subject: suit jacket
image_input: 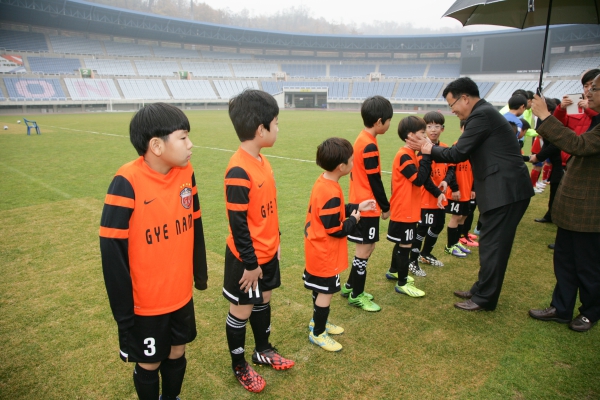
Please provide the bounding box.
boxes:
[431,99,534,214]
[536,116,600,232]
[534,138,563,184]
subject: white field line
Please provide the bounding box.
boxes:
[46,125,392,174]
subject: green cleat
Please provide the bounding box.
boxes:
[340,285,373,300]
[385,270,398,280]
[309,319,345,335]
[309,331,342,352]
[348,292,381,312]
[395,281,425,297]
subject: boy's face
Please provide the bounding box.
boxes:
[159,129,193,168]
[338,155,354,176]
[516,105,525,116]
[406,130,426,150]
[260,116,279,148]
[425,123,443,143]
[375,118,391,135]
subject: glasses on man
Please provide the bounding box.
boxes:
[448,95,463,109]
[589,87,600,93]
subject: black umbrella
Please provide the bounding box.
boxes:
[443,0,600,93]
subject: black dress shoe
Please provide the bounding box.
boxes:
[454,299,487,311]
[528,306,570,323]
[535,218,552,223]
[453,290,472,299]
[548,243,555,250]
[569,314,597,332]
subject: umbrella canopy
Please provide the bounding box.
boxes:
[444,0,600,28]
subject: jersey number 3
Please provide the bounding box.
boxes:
[144,337,156,356]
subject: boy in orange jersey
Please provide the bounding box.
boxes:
[341,95,393,312]
[444,120,476,258]
[386,116,432,296]
[223,89,294,393]
[303,138,376,352]
[100,103,208,400]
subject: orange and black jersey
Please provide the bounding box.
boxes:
[419,142,453,209]
[225,148,280,271]
[445,142,474,201]
[99,157,207,331]
[390,147,432,223]
[349,130,389,217]
[304,175,358,277]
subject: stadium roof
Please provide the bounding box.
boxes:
[0,0,598,52]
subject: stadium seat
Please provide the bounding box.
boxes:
[23,118,41,135]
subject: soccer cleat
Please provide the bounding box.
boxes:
[408,261,426,277]
[445,245,467,258]
[534,188,543,194]
[309,319,345,335]
[385,270,398,280]
[348,292,381,312]
[395,282,425,297]
[340,285,373,300]
[459,237,479,247]
[455,242,471,254]
[309,331,343,352]
[473,227,481,236]
[468,233,478,240]
[252,347,295,370]
[536,182,547,189]
[233,362,266,393]
[419,254,444,267]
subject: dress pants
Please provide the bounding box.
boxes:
[542,181,559,221]
[551,228,600,323]
[470,198,530,310]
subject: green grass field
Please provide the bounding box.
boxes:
[0,109,598,399]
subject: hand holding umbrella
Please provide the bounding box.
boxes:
[531,94,551,120]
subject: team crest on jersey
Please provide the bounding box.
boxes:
[180,187,192,209]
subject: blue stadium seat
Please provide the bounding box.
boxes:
[23,118,41,135]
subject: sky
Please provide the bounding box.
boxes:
[198,0,511,32]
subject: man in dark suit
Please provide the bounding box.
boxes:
[528,73,600,332]
[408,77,534,311]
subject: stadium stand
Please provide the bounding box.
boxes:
[151,46,201,59]
[548,57,600,77]
[232,63,279,78]
[475,81,495,99]
[486,80,539,102]
[104,41,153,57]
[117,79,170,100]
[543,80,583,98]
[83,59,136,76]
[281,64,326,78]
[351,82,395,99]
[166,80,218,100]
[180,62,232,77]
[0,30,48,52]
[329,64,375,78]
[64,78,121,100]
[134,60,180,76]
[427,63,461,78]
[49,36,104,55]
[379,64,427,78]
[213,80,259,98]
[4,77,66,100]
[261,81,350,99]
[200,51,252,60]
[393,82,444,101]
[28,57,81,74]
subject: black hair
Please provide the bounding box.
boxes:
[442,77,480,100]
[129,103,190,156]
[316,137,354,172]
[508,94,527,110]
[459,119,467,129]
[361,95,394,128]
[228,89,279,142]
[507,121,518,134]
[398,116,426,142]
[520,118,531,132]
[423,111,445,125]
[512,89,528,98]
[547,98,558,114]
[582,69,600,86]
[525,90,534,100]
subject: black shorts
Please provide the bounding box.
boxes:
[222,246,281,305]
[445,200,470,216]
[303,270,341,294]
[387,221,417,244]
[469,199,477,213]
[119,298,197,363]
[348,216,380,244]
[420,208,445,227]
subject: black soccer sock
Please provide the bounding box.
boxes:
[464,212,475,234]
[415,223,428,252]
[345,263,356,290]
[133,363,160,400]
[458,223,466,239]
[447,227,459,247]
[226,312,248,368]
[410,245,420,263]
[351,256,368,298]
[396,246,411,286]
[160,354,187,400]
[476,219,482,231]
[389,243,400,273]
[312,304,330,337]
[249,302,271,352]
[422,227,439,256]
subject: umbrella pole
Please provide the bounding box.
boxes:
[538,0,553,95]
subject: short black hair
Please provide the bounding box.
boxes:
[229,89,279,142]
[361,95,393,128]
[129,103,190,156]
[508,95,528,110]
[547,98,558,114]
[423,111,445,125]
[398,116,426,142]
[512,89,528,98]
[316,137,354,172]
[520,118,531,132]
[442,77,480,100]
[582,68,600,86]
[526,90,534,100]
[507,121,518,133]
